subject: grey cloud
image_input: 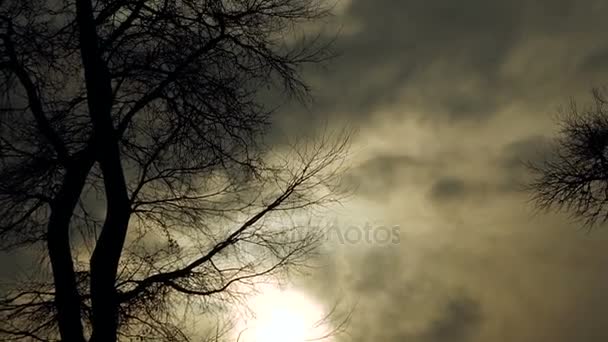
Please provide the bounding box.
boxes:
[289,1,608,338]
[351,245,405,294]
[421,295,481,342]
[310,0,522,118]
[342,153,438,198]
[325,244,484,342]
[320,209,608,342]
[500,135,553,169]
[346,146,536,204]
[497,135,555,190]
[274,0,608,136]
[429,177,467,201]
[346,244,488,342]
[580,48,608,73]
[426,136,557,203]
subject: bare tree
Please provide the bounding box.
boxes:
[528,88,608,227]
[0,0,348,341]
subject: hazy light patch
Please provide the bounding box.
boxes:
[352,114,442,158]
[234,286,333,342]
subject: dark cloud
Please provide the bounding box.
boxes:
[321,244,484,342]
[342,154,437,197]
[500,135,553,170]
[305,0,523,121]
[273,0,608,136]
[429,177,468,201]
[305,206,608,342]
[497,135,554,189]
[421,295,482,342]
[580,48,608,73]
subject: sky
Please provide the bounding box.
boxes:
[266,0,608,341]
[3,1,608,341]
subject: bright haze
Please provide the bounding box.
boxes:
[263,0,608,341]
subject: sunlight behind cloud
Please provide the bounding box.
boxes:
[235,287,333,342]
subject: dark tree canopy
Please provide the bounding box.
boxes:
[0,0,347,341]
[528,88,608,227]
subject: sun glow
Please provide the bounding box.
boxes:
[236,287,333,342]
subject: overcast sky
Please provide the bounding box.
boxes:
[3,1,608,341]
[272,1,608,341]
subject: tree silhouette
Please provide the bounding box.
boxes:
[528,88,608,227]
[0,0,347,341]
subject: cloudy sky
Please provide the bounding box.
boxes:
[3,1,608,341]
[270,0,608,341]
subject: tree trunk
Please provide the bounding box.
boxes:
[47,159,93,342]
[75,1,133,340]
[88,151,131,342]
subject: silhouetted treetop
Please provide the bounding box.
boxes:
[528,88,608,227]
[0,1,346,341]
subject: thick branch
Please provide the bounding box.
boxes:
[119,182,297,302]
